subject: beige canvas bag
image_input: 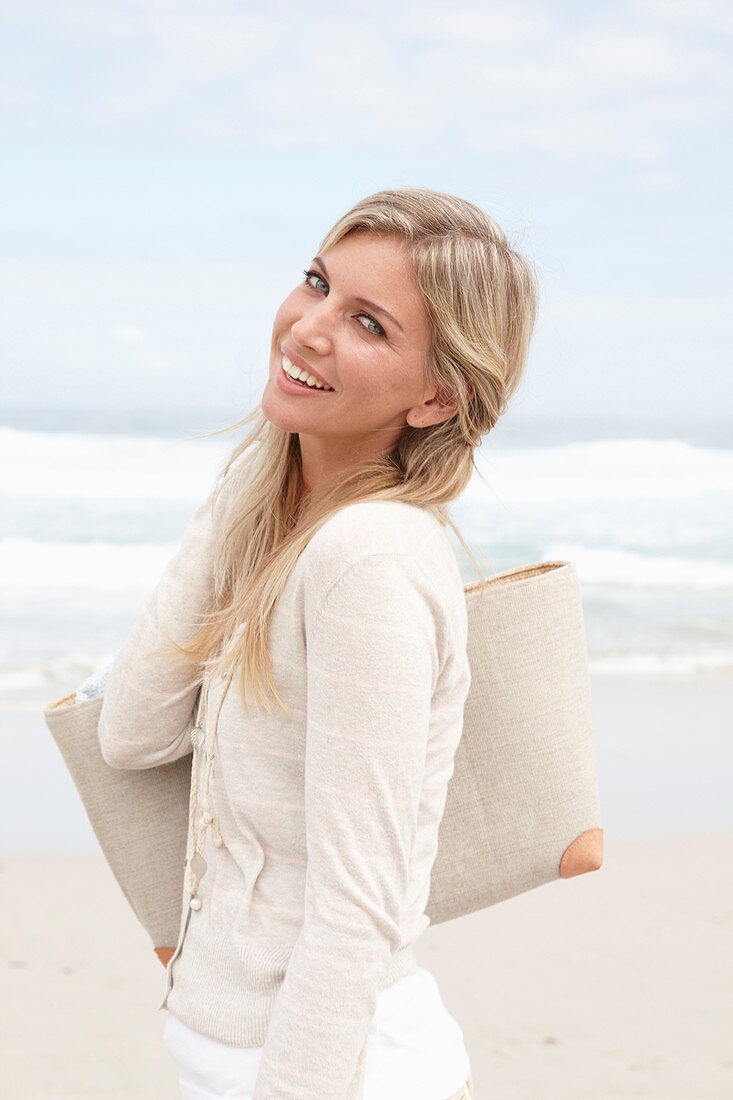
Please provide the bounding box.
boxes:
[43,558,603,966]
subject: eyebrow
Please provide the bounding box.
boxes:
[312,256,405,333]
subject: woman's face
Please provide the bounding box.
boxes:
[262,231,454,476]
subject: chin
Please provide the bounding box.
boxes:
[261,380,302,435]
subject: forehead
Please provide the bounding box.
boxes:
[319,231,428,329]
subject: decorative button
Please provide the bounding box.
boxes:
[190,897,202,911]
[190,725,205,750]
[189,854,207,879]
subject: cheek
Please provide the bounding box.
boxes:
[271,292,299,338]
[348,360,409,406]
[342,350,389,397]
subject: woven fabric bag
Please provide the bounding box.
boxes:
[43,558,602,966]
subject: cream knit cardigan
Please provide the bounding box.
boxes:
[98,456,471,1100]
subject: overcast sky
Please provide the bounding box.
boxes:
[1,0,731,429]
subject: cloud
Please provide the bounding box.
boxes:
[628,0,733,35]
[1,0,729,179]
[108,325,146,343]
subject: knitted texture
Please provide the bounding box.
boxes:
[97,477,471,1100]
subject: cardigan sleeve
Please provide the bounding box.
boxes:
[96,489,216,770]
[97,443,261,769]
[251,552,443,1100]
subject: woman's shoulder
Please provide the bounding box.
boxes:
[304,499,441,564]
[209,440,263,524]
[299,499,465,610]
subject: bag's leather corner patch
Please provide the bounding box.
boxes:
[559,826,604,878]
[49,691,78,710]
[154,946,175,968]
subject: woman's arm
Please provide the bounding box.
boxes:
[97,489,216,770]
[252,552,443,1100]
[97,443,259,770]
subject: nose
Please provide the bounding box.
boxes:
[290,299,333,356]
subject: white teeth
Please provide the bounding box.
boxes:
[281,354,333,391]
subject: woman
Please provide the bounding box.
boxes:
[94,186,538,1099]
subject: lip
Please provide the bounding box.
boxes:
[280,345,333,391]
[276,366,334,397]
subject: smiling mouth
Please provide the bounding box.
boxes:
[281,354,334,391]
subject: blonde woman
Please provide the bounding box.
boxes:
[95,186,538,1099]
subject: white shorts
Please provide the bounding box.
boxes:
[163,965,473,1099]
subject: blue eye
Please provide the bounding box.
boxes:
[301,268,386,338]
[302,269,328,294]
[358,314,386,337]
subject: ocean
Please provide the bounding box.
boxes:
[1,411,730,709]
[1,408,731,849]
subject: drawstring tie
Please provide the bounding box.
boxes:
[184,664,236,911]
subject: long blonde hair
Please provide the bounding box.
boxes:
[157,186,539,715]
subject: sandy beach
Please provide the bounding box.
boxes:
[2,834,731,1099]
[2,672,732,1098]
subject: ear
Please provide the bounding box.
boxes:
[434,379,475,407]
[407,386,459,429]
